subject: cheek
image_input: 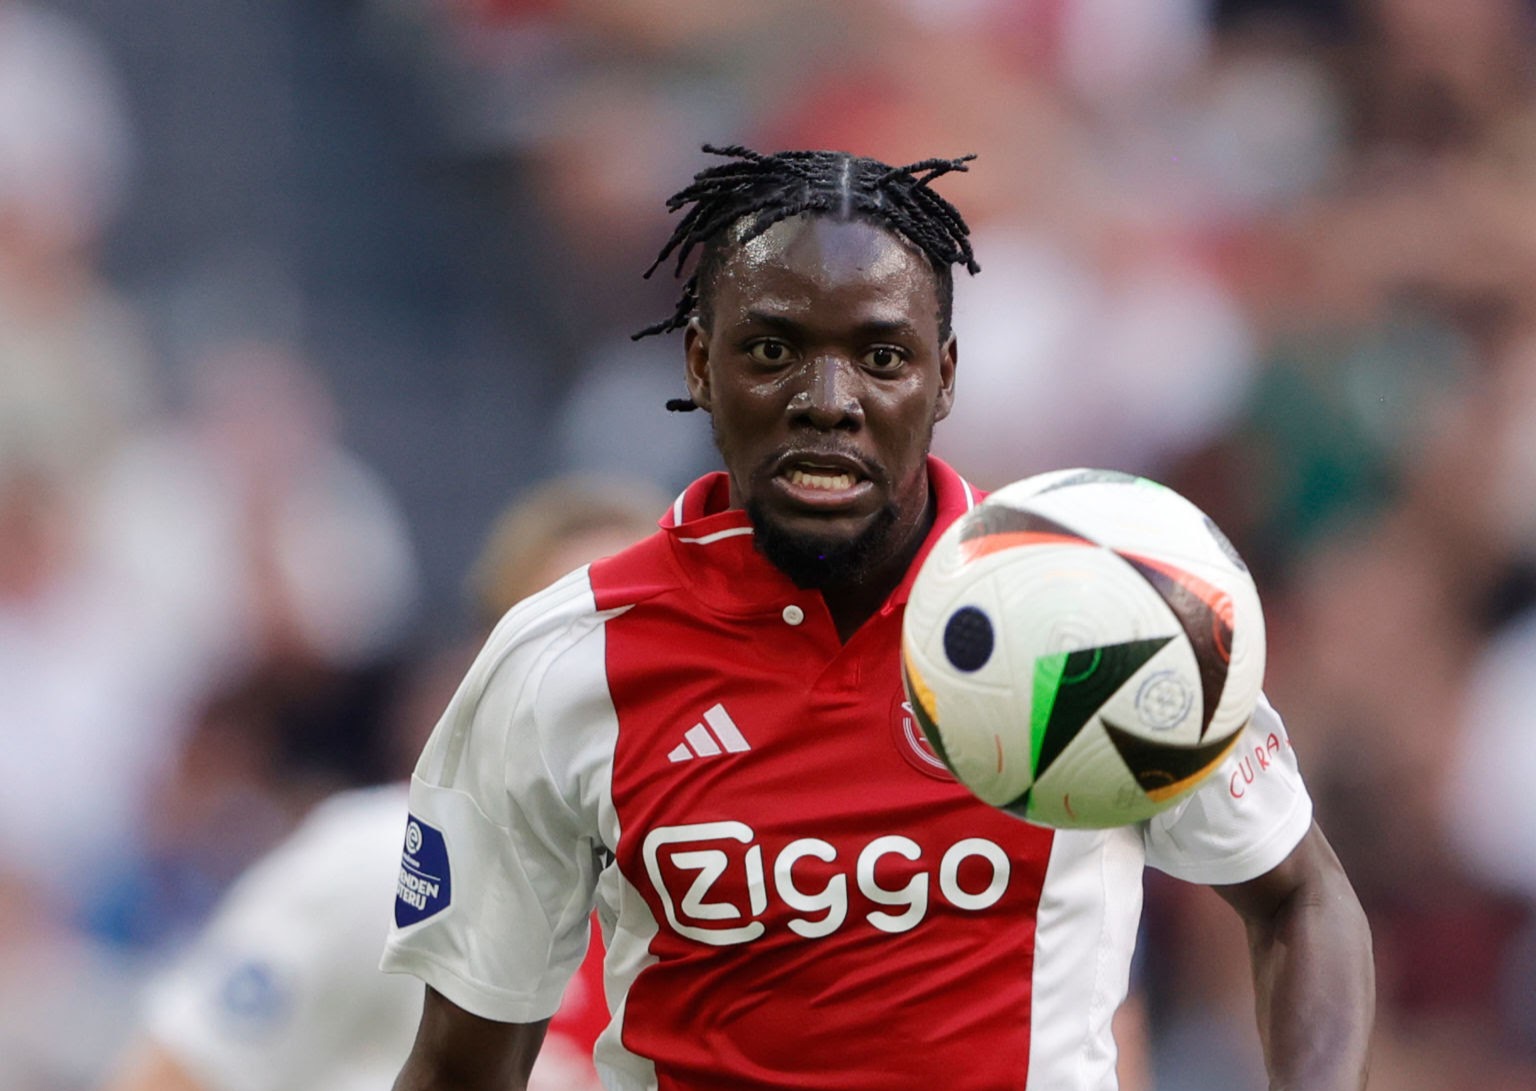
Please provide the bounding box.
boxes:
[713,381,783,433]
[885,383,943,435]
[889,400,943,471]
[707,394,766,466]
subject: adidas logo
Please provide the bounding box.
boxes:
[668,703,751,763]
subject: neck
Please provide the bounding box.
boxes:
[819,493,934,642]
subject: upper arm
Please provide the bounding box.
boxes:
[393,986,550,1091]
[1208,821,1375,1089]
[382,603,610,1023]
[1211,820,1356,927]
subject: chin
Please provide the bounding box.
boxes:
[748,499,897,590]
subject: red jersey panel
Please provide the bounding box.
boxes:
[591,460,1056,1090]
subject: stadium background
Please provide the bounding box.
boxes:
[2,0,1534,1087]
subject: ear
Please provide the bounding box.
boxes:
[683,317,713,412]
[934,333,957,423]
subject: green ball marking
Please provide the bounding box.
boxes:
[1028,637,1174,782]
[1061,646,1102,685]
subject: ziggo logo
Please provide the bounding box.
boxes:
[641,821,1011,946]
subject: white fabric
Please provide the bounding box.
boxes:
[1145,694,1313,885]
[143,786,419,1091]
[382,568,621,1022]
[1027,826,1147,1091]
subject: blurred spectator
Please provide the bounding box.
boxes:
[0,0,147,482]
[526,73,720,491]
[0,0,158,914]
[411,0,853,491]
[2,330,418,1084]
[1450,608,1536,904]
[1348,0,1536,157]
[72,340,421,938]
[0,8,160,1086]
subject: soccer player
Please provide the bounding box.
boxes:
[98,476,663,1091]
[384,146,1375,1091]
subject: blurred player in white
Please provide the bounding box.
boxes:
[99,475,665,1091]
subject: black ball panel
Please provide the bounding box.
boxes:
[943,606,995,672]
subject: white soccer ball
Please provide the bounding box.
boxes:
[901,469,1265,829]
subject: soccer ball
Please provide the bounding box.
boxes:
[901,469,1265,829]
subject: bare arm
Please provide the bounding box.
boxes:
[1213,821,1375,1091]
[392,987,550,1091]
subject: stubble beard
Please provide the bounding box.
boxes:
[746,495,902,590]
[717,408,937,590]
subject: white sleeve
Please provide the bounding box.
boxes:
[1142,693,1314,886]
[141,788,420,1091]
[380,577,610,1024]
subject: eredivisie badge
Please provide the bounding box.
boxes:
[396,814,452,926]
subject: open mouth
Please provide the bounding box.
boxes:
[786,465,860,491]
[771,455,876,509]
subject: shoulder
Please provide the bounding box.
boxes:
[589,528,683,608]
[470,538,683,721]
[464,565,618,707]
[473,532,676,661]
[414,565,635,811]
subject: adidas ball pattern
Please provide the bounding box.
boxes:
[901,470,1266,829]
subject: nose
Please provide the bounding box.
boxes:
[789,356,864,429]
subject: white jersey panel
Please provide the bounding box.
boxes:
[380,567,626,1025]
[1144,693,1313,885]
[591,862,660,1091]
[143,785,418,1091]
[1027,826,1145,1091]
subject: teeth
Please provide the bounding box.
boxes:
[789,468,855,491]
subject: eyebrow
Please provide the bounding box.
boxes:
[738,310,925,339]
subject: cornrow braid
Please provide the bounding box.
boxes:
[634,145,981,411]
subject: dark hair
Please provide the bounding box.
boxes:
[634,144,981,411]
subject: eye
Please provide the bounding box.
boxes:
[863,346,908,371]
[747,339,794,366]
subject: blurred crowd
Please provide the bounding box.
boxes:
[2,0,1534,1087]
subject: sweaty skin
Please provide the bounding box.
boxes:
[683,215,957,641]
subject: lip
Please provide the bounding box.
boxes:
[768,452,877,510]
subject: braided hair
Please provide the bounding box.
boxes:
[635,145,981,411]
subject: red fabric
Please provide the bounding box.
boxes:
[586,460,1057,1090]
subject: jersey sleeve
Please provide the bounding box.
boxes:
[140,788,418,1091]
[380,575,610,1024]
[1141,693,1314,886]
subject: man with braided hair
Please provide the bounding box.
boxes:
[384,146,1373,1090]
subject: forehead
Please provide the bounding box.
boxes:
[712,215,940,327]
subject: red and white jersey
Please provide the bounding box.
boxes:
[381,458,1312,1091]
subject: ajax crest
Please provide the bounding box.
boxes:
[891,690,953,780]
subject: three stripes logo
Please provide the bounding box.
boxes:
[668,703,751,763]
